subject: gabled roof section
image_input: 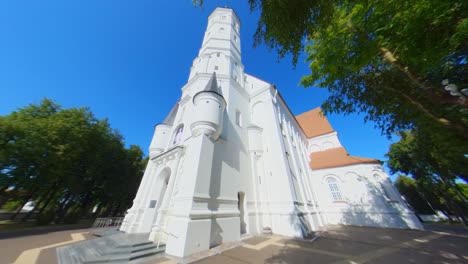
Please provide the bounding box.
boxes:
[310,147,381,170]
[162,102,179,125]
[295,107,335,138]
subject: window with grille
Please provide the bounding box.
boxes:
[327,178,343,201]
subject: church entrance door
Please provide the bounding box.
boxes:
[156,168,171,211]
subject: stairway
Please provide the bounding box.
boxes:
[57,230,166,264]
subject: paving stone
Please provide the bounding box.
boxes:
[193,254,248,264]
[243,236,269,245]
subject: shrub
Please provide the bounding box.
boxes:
[63,211,81,224]
[1,200,22,212]
[36,210,56,225]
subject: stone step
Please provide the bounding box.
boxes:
[92,228,122,237]
[57,232,164,264]
[100,243,160,255]
[114,240,153,248]
[82,246,166,263]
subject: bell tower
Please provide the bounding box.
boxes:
[188,8,244,86]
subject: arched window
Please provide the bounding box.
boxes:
[172,125,184,145]
[327,178,343,201]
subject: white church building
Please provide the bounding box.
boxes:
[120,7,422,258]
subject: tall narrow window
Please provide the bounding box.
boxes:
[172,125,184,145]
[327,178,343,201]
[235,110,242,127]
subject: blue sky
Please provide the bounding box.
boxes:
[0,1,398,178]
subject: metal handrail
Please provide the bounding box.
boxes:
[152,224,178,248]
[92,217,124,229]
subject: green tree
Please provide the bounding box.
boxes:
[242,0,467,137]
[395,175,434,215]
[0,99,62,219]
[0,99,145,224]
[387,131,468,224]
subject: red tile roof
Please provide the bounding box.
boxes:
[295,107,381,170]
[310,147,381,170]
[295,108,334,138]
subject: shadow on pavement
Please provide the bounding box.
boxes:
[423,223,468,235]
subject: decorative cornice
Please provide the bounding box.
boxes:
[151,145,185,165]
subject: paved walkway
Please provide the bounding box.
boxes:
[1,224,467,263]
[0,226,92,264]
[188,225,468,264]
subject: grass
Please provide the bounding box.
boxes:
[0,220,36,231]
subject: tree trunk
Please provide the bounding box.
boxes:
[10,195,33,220]
[438,209,454,222]
[55,194,73,224]
[101,202,112,217]
[0,186,10,208]
[77,192,94,218]
[112,202,122,217]
[377,48,468,137]
[28,189,58,222]
[441,193,468,226]
[20,191,50,222]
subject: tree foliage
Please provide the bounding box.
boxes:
[388,131,468,224]
[0,99,145,224]
[387,131,467,183]
[395,175,468,223]
[394,175,434,215]
[247,0,467,136]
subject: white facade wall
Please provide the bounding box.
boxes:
[310,164,423,230]
[307,132,342,153]
[121,7,422,258]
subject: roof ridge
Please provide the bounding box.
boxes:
[295,107,322,117]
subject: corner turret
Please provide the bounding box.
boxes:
[190,72,226,140]
[149,124,172,158]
